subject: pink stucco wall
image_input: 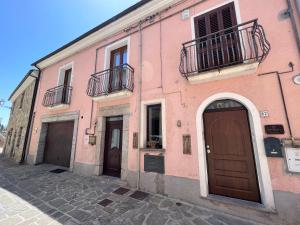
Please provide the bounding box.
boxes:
[28,0,300,195]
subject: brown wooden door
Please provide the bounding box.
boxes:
[44,121,74,167]
[103,117,123,177]
[204,109,260,202]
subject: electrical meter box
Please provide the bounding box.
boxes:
[285,148,300,173]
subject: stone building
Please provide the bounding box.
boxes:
[13,0,300,224]
[0,133,5,152]
[4,69,39,162]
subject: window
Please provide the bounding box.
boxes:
[57,63,73,105]
[12,131,16,147]
[8,129,13,145]
[109,46,128,92]
[111,129,121,149]
[194,2,240,71]
[147,104,162,149]
[61,68,72,103]
[16,127,23,147]
[104,37,130,70]
[11,102,15,114]
[19,92,25,109]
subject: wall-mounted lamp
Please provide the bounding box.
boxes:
[89,135,96,145]
[177,120,182,127]
[293,75,300,85]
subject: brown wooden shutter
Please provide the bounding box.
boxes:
[194,2,237,38]
[194,3,239,71]
[220,3,237,30]
[195,17,207,38]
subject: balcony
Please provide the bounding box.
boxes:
[87,63,134,101]
[179,19,271,84]
[42,85,72,109]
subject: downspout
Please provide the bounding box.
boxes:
[137,21,143,190]
[286,0,300,54]
[258,62,295,145]
[20,67,41,164]
[85,48,99,136]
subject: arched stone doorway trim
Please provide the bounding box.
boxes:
[196,92,275,209]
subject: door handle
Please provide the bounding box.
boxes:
[206,145,211,154]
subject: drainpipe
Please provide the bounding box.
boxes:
[85,49,98,136]
[20,67,41,164]
[258,62,295,145]
[137,21,143,190]
[286,0,300,54]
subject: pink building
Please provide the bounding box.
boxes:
[26,0,300,224]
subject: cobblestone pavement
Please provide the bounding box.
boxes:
[0,157,267,225]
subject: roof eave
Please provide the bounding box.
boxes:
[8,70,38,101]
[31,0,152,67]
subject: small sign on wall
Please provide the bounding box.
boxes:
[181,9,190,20]
[183,134,191,155]
[260,110,269,118]
[133,132,138,149]
[265,124,285,135]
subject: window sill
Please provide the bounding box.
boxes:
[140,148,165,153]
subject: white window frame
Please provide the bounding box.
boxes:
[140,98,166,149]
[103,37,130,70]
[57,62,74,86]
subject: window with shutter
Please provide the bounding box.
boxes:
[194,3,241,71]
[19,92,25,109]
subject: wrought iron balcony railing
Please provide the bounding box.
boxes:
[87,63,134,97]
[179,19,271,77]
[42,85,72,107]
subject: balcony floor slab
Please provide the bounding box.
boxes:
[92,90,133,102]
[47,104,70,110]
[187,62,259,84]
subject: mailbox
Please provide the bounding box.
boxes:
[285,148,300,173]
[264,137,283,157]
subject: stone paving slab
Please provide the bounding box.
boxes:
[0,157,267,225]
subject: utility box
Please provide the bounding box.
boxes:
[285,148,300,173]
[264,137,283,157]
[144,155,164,174]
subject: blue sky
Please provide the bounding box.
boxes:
[0,0,139,126]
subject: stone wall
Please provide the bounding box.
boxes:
[0,134,5,148]
[3,80,36,162]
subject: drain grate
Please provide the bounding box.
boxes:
[113,187,130,195]
[130,191,149,201]
[98,199,113,207]
[176,202,182,206]
[49,169,66,174]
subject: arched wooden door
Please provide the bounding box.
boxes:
[203,100,260,202]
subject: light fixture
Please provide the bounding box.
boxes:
[89,135,96,145]
[293,75,300,85]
